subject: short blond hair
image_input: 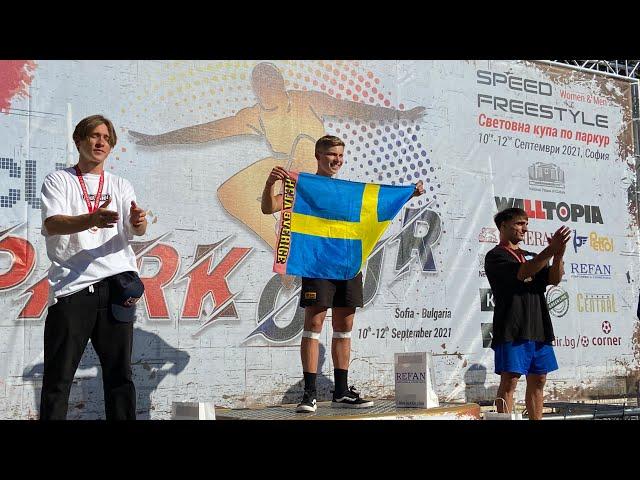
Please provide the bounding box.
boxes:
[315,135,345,154]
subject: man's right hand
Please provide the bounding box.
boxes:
[266,166,289,187]
[546,226,571,256]
[90,197,119,228]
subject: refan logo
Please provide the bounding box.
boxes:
[494,197,603,224]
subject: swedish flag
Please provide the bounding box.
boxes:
[273,172,415,280]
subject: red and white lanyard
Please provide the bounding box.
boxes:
[74,165,104,213]
[499,244,526,264]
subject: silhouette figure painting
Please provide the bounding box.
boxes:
[130,62,425,250]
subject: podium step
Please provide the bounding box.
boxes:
[215,399,480,420]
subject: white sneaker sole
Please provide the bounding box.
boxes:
[296,404,317,413]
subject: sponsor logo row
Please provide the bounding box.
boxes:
[479,227,613,253]
[479,287,617,317]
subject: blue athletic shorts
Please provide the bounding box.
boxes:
[493,340,558,375]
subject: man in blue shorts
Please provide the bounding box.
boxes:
[484,207,570,420]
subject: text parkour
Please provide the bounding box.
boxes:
[1,200,443,343]
[495,197,603,224]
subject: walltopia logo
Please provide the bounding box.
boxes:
[494,197,603,224]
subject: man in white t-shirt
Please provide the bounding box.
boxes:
[39,115,148,420]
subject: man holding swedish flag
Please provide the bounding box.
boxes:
[262,135,425,413]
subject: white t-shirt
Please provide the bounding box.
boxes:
[40,167,140,305]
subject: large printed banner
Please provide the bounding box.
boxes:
[0,60,638,419]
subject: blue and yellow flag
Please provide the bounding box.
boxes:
[273,172,415,280]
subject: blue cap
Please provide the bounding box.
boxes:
[109,271,145,322]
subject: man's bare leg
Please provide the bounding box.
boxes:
[331,307,355,371]
[496,372,520,413]
[301,306,327,374]
[525,373,546,420]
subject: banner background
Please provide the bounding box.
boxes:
[1,60,638,419]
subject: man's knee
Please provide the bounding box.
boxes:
[526,374,546,390]
[500,374,520,393]
[332,319,353,332]
[304,307,327,331]
[305,317,324,331]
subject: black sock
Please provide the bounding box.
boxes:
[303,372,317,394]
[334,369,348,394]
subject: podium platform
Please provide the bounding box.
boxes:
[215,399,480,420]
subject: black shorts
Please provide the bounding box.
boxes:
[299,272,364,308]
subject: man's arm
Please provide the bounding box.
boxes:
[261,166,287,214]
[44,198,119,235]
[548,255,565,285]
[129,107,262,146]
[548,232,568,285]
[517,226,571,281]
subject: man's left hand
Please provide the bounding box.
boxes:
[130,201,147,227]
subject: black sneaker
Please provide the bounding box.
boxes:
[331,386,374,408]
[295,390,317,413]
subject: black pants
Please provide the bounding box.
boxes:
[40,279,136,420]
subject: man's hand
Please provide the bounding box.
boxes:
[130,201,147,228]
[546,226,571,256]
[266,166,289,187]
[90,197,119,228]
[411,180,425,198]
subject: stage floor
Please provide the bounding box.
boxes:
[216,399,480,420]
